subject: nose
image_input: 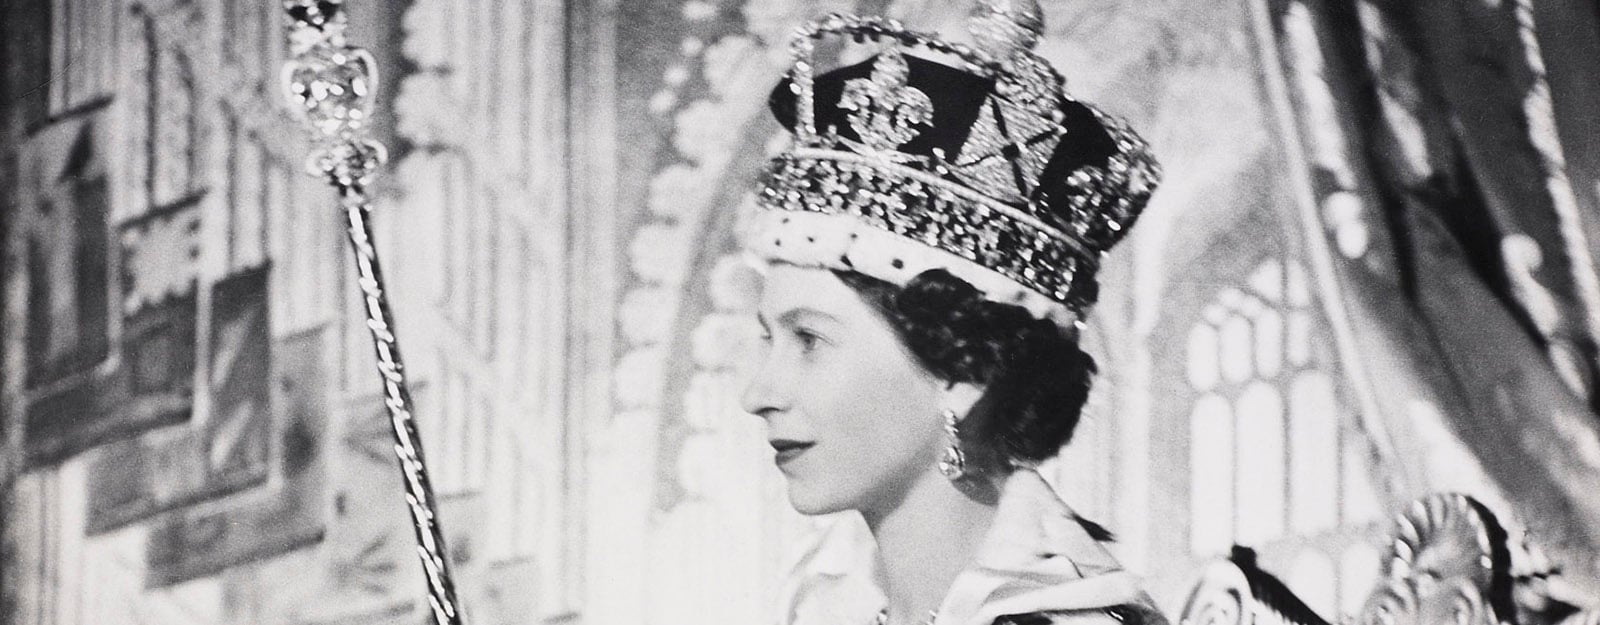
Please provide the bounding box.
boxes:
[740,355,791,419]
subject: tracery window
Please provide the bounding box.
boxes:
[147,42,201,208]
[25,124,111,388]
[1185,259,1384,619]
[48,0,114,112]
[433,155,501,356]
[220,0,271,73]
[222,110,271,270]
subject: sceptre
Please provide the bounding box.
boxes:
[280,2,464,623]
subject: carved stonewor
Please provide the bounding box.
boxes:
[1358,494,1512,625]
[1182,492,1600,625]
[1179,547,1331,625]
[1182,493,1600,625]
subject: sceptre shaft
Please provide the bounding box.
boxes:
[280,2,464,623]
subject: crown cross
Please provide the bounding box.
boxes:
[955,104,1064,199]
[839,49,934,154]
[999,110,1060,196]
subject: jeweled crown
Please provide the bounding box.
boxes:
[749,0,1161,324]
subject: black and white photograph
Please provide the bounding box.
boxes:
[4,1,1600,624]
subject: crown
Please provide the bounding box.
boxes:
[748,1,1160,324]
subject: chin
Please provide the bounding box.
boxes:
[783,479,856,516]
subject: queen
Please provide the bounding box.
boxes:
[738,3,1164,625]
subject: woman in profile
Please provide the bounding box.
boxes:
[738,2,1164,625]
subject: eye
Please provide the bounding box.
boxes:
[793,328,822,352]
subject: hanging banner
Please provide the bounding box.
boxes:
[145,324,329,587]
[112,188,207,441]
[24,370,136,468]
[261,384,435,624]
[85,265,270,533]
[203,265,274,489]
[121,283,199,426]
[22,117,112,388]
[19,114,145,467]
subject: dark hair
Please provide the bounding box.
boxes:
[834,268,1097,465]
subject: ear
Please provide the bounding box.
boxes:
[940,381,985,421]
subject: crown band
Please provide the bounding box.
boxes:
[756,151,1092,311]
[789,146,1091,254]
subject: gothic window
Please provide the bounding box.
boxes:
[433,160,496,354]
[220,119,270,271]
[497,1,527,169]
[519,1,541,186]
[25,236,52,375]
[25,125,111,386]
[259,0,285,78]
[422,370,491,497]
[11,0,50,124]
[467,390,492,493]
[441,156,475,323]
[1188,394,1233,554]
[1236,380,1286,544]
[264,159,291,270]
[137,10,158,206]
[221,0,260,68]
[224,109,241,266]
[449,2,473,97]
[1185,260,1383,620]
[515,230,539,387]
[149,46,201,207]
[222,0,239,59]
[1290,372,1339,533]
[49,0,114,112]
[481,0,504,125]
[434,371,465,495]
[471,190,495,354]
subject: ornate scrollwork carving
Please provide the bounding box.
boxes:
[1358,494,1512,625]
[1509,532,1600,625]
[1184,495,1598,625]
[1181,559,1252,625]
[1180,548,1332,625]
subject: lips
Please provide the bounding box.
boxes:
[769,439,815,465]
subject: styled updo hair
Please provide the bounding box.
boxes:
[834,268,1097,466]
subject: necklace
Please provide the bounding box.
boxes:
[873,608,939,625]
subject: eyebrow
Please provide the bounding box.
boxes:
[759,307,842,328]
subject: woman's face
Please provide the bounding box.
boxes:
[741,264,949,516]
